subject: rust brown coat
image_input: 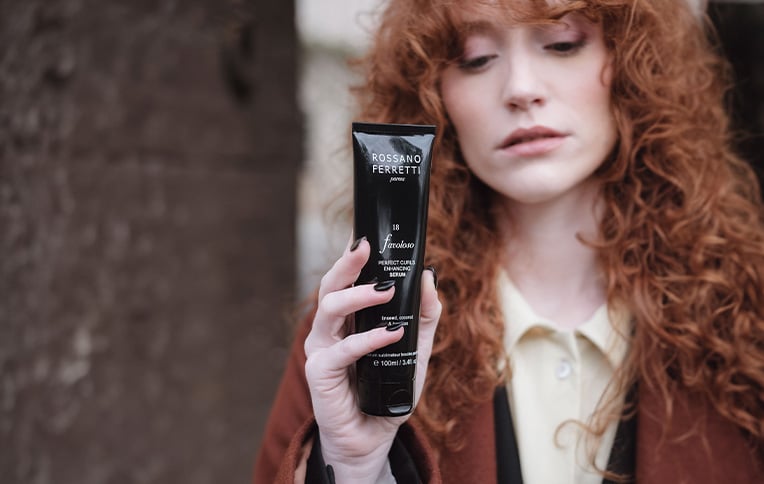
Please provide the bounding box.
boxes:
[254,321,763,483]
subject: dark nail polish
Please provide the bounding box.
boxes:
[426,265,438,289]
[373,280,395,291]
[386,322,403,332]
[350,236,366,252]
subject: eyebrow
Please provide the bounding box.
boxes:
[459,20,500,36]
[457,15,568,36]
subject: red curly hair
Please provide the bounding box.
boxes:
[350,0,764,454]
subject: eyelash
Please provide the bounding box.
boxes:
[457,54,498,71]
[457,38,586,71]
[458,32,586,71]
[544,39,586,56]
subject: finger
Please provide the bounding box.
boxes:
[306,283,396,354]
[414,268,442,403]
[419,267,441,328]
[306,326,405,382]
[324,327,403,372]
[317,284,396,324]
[318,236,370,302]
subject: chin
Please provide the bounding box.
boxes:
[492,179,567,205]
[498,179,598,207]
[505,191,564,205]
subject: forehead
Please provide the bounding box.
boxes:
[444,0,585,27]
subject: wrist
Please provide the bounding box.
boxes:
[319,434,394,483]
[322,460,395,484]
[375,459,397,484]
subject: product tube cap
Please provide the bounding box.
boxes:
[357,379,414,417]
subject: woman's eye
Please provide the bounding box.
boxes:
[544,40,585,55]
[457,54,497,71]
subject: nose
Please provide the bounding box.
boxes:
[501,53,545,111]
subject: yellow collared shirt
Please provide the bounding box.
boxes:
[499,272,631,484]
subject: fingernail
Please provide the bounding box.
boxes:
[350,236,366,252]
[426,265,438,289]
[386,322,403,332]
[373,280,395,291]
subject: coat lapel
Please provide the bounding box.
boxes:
[437,396,498,483]
[635,384,762,483]
[603,386,637,483]
[494,387,523,483]
[492,386,638,484]
[444,383,761,483]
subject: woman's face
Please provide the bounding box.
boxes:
[440,12,616,206]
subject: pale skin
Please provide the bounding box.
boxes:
[304,10,615,484]
[304,236,441,483]
[440,11,615,327]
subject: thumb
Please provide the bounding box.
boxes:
[419,266,441,331]
[414,267,441,403]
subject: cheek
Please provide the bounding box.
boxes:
[442,81,470,129]
[573,65,614,131]
[584,86,618,158]
[442,81,485,149]
[592,67,613,113]
[576,62,611,103]
[602,61,613,87]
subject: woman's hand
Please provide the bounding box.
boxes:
[303,236,441,483]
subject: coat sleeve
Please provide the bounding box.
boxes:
[253,310,442,484]
[636,383,764,483]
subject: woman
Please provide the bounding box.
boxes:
[255,0,764,482]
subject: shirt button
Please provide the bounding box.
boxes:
[555,359,572,380]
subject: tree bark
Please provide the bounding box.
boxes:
[0,1,299,483]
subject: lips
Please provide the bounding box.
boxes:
[502,126,565,148]
[499,126,567,157]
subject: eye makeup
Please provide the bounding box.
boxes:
[535,12,593,51]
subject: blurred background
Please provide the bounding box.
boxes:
[0,0,761,483]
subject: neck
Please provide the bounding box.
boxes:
[500,182,606,329]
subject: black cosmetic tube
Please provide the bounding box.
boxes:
[352,122,435,417]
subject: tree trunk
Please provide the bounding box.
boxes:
[0,1,299,483]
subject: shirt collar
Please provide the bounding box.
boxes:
[498,270,631,370]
